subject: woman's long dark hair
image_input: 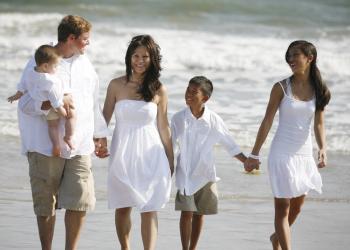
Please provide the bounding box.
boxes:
[125,35,162,102]
[285,40,330,111]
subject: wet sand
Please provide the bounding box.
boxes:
[1,136,349,249]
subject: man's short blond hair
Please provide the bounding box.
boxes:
[57,15,91,42]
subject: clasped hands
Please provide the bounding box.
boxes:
[94,138,109,158]
[244,158,260,172]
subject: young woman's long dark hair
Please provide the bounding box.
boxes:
[125,35,162,102]
[285,40,331,111]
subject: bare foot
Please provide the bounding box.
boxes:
[270,233,281,250]
[52,146,61,157]
[64,136,74,150]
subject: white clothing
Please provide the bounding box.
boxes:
[18,67,64,109]
[268,78,322,198]
[108,100,171,212]
[59,57,74,93]
[171,106,241,196]
[17,54,109,158]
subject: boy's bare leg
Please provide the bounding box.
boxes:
[37,215,56,250]
[115,207,132,250]
[65,210,86,250]
[47,119,61,156]
[180,211,193,250]
[63,109,75,150]
[270,195,305,250]
[141,211,158,250]
[189,214,204,250]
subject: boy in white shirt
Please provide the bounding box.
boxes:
[8,44,74,156]
[171,76,247,250]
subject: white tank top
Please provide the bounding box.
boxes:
[270,78,316,156]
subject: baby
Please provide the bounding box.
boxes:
[8,44,75,156]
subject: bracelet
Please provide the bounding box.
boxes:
[249,153,260,160]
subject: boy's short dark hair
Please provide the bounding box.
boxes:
[58,15,91,42]
[189,76,213,97]
[34,45,60,66]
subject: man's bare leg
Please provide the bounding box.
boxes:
[37,215,56,250]
[65,210,86,250]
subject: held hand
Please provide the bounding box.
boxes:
[94,138,109,158]
[244,158,260,172]
[41,100,52,110]
[63,94,75,116]
[317,149,327,168]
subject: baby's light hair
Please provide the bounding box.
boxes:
[34,45,60,66]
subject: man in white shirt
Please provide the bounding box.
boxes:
[17,15,109,250]
[171,76,247,250]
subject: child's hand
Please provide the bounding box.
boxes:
[41,100,52,110]
[7,95,17,103]
[7,91,23,103]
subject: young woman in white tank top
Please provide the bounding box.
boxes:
[245,40,331,250]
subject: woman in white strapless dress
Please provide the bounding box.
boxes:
[102,35,173,250]
[245,40,331,250]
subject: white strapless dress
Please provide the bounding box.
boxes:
[268,78,322,198]
[107,100,171,212]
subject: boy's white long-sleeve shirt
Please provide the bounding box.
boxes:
[17,53,109,158]
[171,106,241,196]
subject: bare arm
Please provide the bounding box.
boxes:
[7,91,24,103]
[314,109,327,168]
[245,83,284,171]
[234,153,247,163]
[102,79,118,126]
[156,85,174,176]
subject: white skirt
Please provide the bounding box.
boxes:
[268,152,322,198]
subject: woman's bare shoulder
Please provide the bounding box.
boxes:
[110,76,126,85]
[156,81,167,95]
[108,76,127,90]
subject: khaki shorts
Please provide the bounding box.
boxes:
[46,108,60,120]
[27,152,96,216]
[175,182,218,215]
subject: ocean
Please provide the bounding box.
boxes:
[0,0,349,249]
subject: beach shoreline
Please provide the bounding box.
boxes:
[1,136,349,250]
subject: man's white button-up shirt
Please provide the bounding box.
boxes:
[17,53,108,158]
